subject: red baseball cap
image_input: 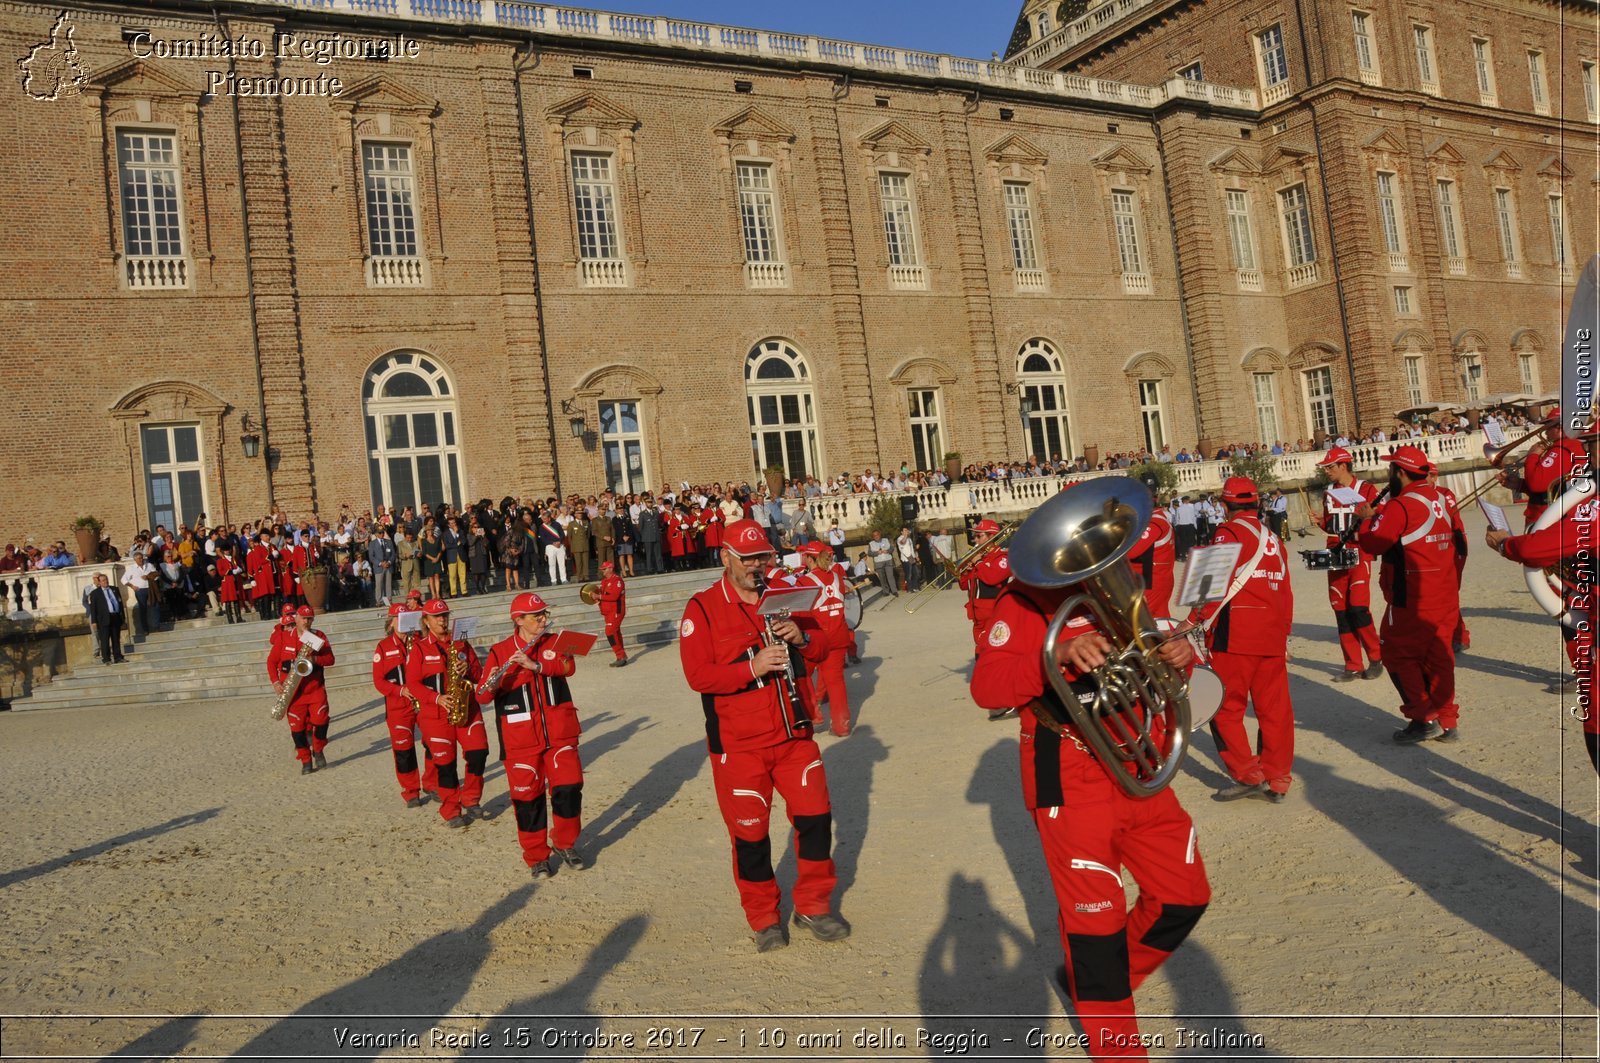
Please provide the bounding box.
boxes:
[601,561,615,571]
[296,605,315,618]
[723,519,772,557]
[975,518,1001,534]
[280,604,295,616]
[1221,476,1259,504]
[510,592,548,617]
[421,598,450,616]
[803,541,831,557]
[1316,446,1354,467]
[387,603,405,618]
[1381,445,1433,476]
[406,589,423,601]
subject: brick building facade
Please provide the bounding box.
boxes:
[0,0,1590,538]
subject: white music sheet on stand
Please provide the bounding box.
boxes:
[1176,542,1243,607]
[1479,499,1511,532]
[1326,486,1368,506]
[1484,421,1508,447]
[300,631,325,651]
[451,616,480,642]
[396,611,422,634]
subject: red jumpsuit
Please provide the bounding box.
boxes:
[1188,513,1295,795]
[268,627,335,764]
[1499,494,1600,770]
[794,564,854,736]
[1126,510,1175,618]
[406,633,486,821]
[1436,484,1471,650]
[372,633,437,801]
[972,584,1209,1061]
[1522,441,1585,667]
[596,574,628,661]
[1319,480,1382,674]
[476,632,585,866]
[1358,482,1463,731]
[959,548,1012,650]
[679,575,833,932]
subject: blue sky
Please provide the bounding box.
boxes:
[555,2,1020,60]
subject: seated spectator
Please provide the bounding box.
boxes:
[39,542,75,569]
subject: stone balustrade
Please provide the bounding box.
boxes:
[2,563,128,621]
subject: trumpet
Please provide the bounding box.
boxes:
[903,522,1015,614]
[753,574,806,738]
[1457,422,1558,507]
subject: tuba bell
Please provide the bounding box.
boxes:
[1007,476,1193,799]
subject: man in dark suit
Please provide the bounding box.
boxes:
[85,573,127,664]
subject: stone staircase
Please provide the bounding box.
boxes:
[12,571,713,712]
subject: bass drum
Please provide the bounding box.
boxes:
[843,585,864,630]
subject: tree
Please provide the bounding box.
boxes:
[1229,452,1279,491]
[1127,461,1178,499]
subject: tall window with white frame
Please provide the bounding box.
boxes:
[1435,178,1465,273]
[1526,50,1549,114]
[362,352,466,513]
[1403,355,1427,407]
[1304,366,1338,436]
[1279,183,1318,286]
[1473,38,1497,105]
[879,172,925,289]
[1547,193,1571,279]
[1352,10,1380,84]
[1461,353,1484,403]
[1111,189,1149,293]
[1005,181,1044,290]
[736,161,787,288]
[1494,186,1521,277]
[141,424,208,531]
[907,389,944,471]
[1413,25,1438,93]
[745,340,819,481]
[117,129,188,289]
[1017,340,1074,461]
[571,152,626,287]
[1252,372,1281,443]
[599,400,649,495]
[1584,62,1599,122]
[1256,24,1291,101]
[362,142,425,287]
[1519,351,1540,393]
[1137,379,1165,452]
[1225,189,1260,289]
[1375,171,1406,271]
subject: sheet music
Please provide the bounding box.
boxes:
[1326,486,1367,506]
[451,616,480,642]
[1176,542,1243,607]
[1483,421,1507,447]
[757,586,822,616]
[300,631,325,651]
[396,611,422,634]
[1478,499,1511,532]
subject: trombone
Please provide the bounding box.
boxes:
[1456,421,1557,507]
[904,522,1015,614]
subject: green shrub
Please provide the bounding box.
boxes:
[1229,452,1279,491]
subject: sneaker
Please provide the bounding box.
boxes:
[753,924,787,953]
[530,861,553,881]
[1362,661,1385,680]
[443,815,470,829]
[1264,789,1288,804]
[312,751,327,770]
[1213,781,1268,802]
[988,708,1020,722]
[1393,720,1441,744]
[404,796,428,809]
[463,805,485,821]
[1435,727,1460,744]
[300,762,314,775]
[846,655,861,665]
[609,659,624,668]
[792,912,850,942]
[1332,670,1361,683]
[553,847,586,870]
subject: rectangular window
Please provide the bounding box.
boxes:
[117,130,188,289]
[1404,355,1426,406]
[1004,181,1040,272]
[1279,183,1316,267]
[1111,189,1144,276]
[1179,62,1204,81]
[736,161,782,263]
[1253,373,1280,443]
[1138,379,1164,452]
[1394,285,1413,314]
[879,172,921,268]
[907,388,944,471]
[1473,38,1497,105]
[141,424,207,531]
[362,143,418,258]
[1435,179,1464,267]
[1352,11,1379,82]
[1257,24,1290,93]
[1519,353,1540,393]
[599,400,648,494]
[1548,193,1569,268]
[1304,366,1338,436]
[1584,61,1598,121]
[1376,171,1404,256]
[570,152,624,287]
[1494,187,1520,275]
[1413,25,1437,90]
[1462,353,1484,403]
[1225,189,1258,271]
[1527,50,1549,113]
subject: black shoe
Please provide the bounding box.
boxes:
[553,847,586,870]
[463,805,484,821]
[1213,781,1268,802]
[1362,661,1385,680]
[300,762,314,775]
[531,861,553,881]
[312,751,327,770]
[846,655,861,665]
[1435,727,1460,744]
[1264,789,1287,804]
[443,815,470,829]
[792,912,850,942]
[404,796,428,808]
[1393,720,1441,744]
[609,659,625,668]
[988,708,1019,722]
[753,924,787,952]
[1332,670,1360,683]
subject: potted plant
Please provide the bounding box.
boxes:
[763,464,786,499]
[70,516,103,566]
[300,561,330,612]
[943,451,962,483]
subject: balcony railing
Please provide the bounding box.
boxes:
[580,258,629,287]
[1286,261,1320,288]
[888,264,927,290]
[1446,255,1467,275]
[1121,271,1152,295]
[1014,269,1046,293]
[1420,78,1441,96]
[124,255,190,290]
[745,261,789,289]
[1358,67,1382,86]
[1505,260,1522,279]
[1262,79,1293,105]
[0,563,126,620]
[366,255,428,287]
[1387,251,1410,273]
[1236,268,1263,291]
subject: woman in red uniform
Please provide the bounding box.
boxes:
[267,605,335,774]
[406,598,485,827]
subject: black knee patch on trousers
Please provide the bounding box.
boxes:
[733,836,775,882]
[1065,931,1132,1001]
[1208,719,1229,754]
[793,812,832,862]
[463,748,488,777]
[513,797,547,835]
[394,748,417,775]
[291,731,310,750]
[313,723,329,743]
[435,762,460,790]
[1139,903,1207,954]
[1333,609,1353,635]
[1346,606,1373,630]
[550,783,583,820]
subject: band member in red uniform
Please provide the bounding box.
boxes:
[678,519,845,952]
[1125,504,1175,618]
[1184,477,1295,802]
[1428,470,1472,652]
[971,513,1208,1060]
[406,598,486,827]
[1356,445,1464,744]
[1315,447,1384,680]
[702,503,724,568]
[246,532,279,620]
[279,537,306,610]
[372,603,437,807]
[216,546,245,624]
[596,561,629,667]
[268,605,335,774]
[796,542,855,737]
[476,592,589,878]
[666,506,689,571]
[961,518,1016,721]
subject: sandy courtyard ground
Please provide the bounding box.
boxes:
[1,510,1595,1061]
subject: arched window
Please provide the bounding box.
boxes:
[1017,339,1074,461]
[362,351,465,512]
[745,339,820,480]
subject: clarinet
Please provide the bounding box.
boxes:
[753,574,804,737]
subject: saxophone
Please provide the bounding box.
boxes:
[272,642,314,720]
[443,641,473,726]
